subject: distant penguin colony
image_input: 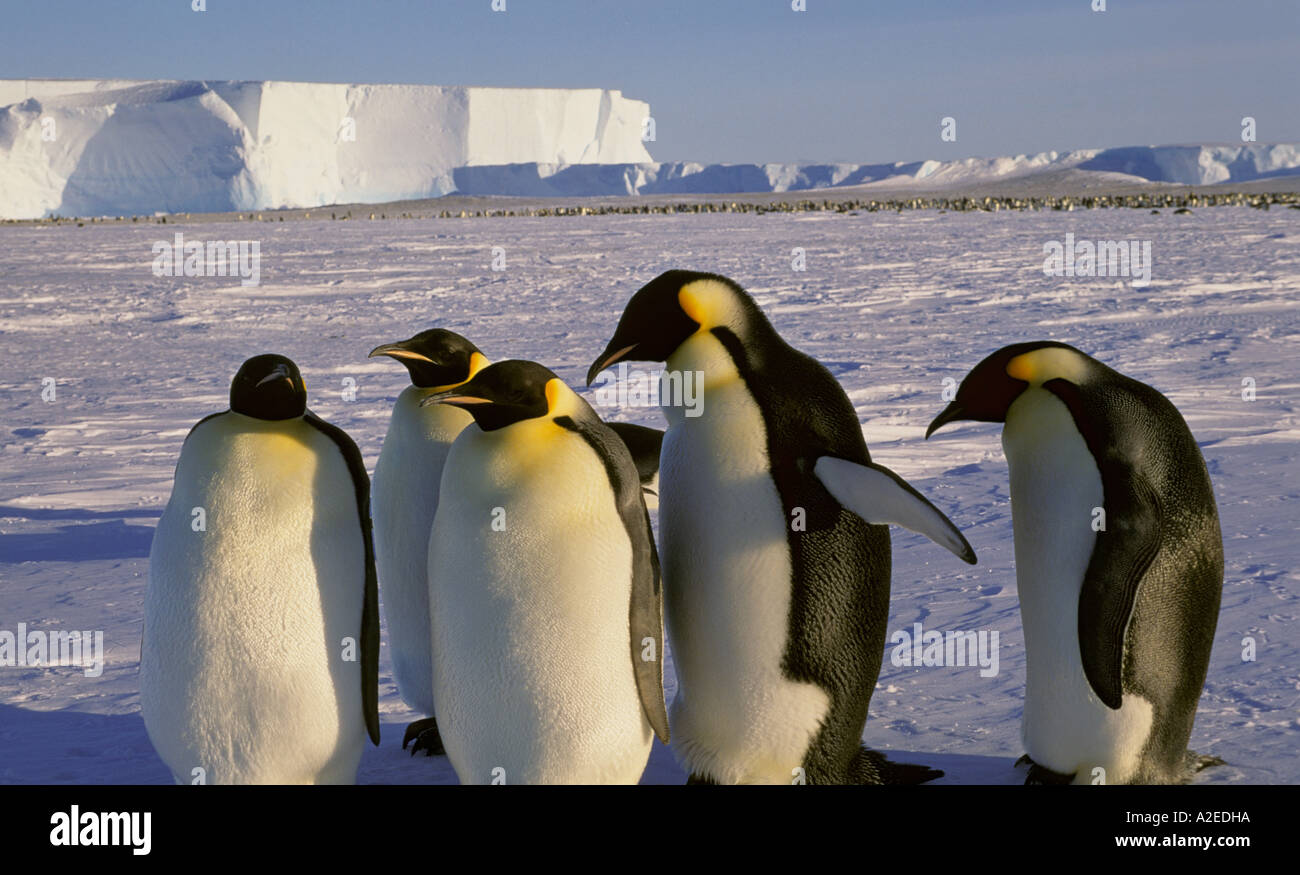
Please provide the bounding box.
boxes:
[142,274,1224,786]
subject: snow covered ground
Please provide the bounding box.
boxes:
[0,205,1296,784]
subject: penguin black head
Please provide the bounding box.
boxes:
[421,359,579,432]
[230,354,307,421]
[586,270,770,385]
[926,340,1095,437]
[368,329,488,389]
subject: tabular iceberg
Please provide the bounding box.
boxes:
[0,79,653,218]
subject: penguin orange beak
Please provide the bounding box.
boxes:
[368,342,436,364]
[419,391,493,409]
[586,344,637,387]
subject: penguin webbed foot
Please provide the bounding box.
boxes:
[1019,755,1076,785]
[1187,751,1226,774]
[401,717,446,757]
[856,747,944,785]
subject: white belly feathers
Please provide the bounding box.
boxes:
[659,330,831,784]
[1003,387,1153,784]
[142,414,366,785]
[428,418,652,784]
[372,386,472,715]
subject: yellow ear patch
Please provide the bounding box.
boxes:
[544,378,563,414]
[467,351,491,379]
[677,278,735,329]
[544,377,581,418]
[678,285,707,325]
[1005,354,1036,382]
[1006,347,1090,385]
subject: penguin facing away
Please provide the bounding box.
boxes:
[926,341,1223,784]
[141,354,379,785]
[368,329,489,756]
[588,270,975,785]
[423,360,670,784]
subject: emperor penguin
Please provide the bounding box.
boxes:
[587,270,976,784]
[926,341,1223,784]
[368,329,489,755]
[141,354,380,784]
[423,360,670,784]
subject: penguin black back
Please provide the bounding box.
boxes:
[1044,364,1223,779]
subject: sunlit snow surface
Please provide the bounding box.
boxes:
[0,207,1296,784]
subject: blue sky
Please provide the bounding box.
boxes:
[2,0,1296,163]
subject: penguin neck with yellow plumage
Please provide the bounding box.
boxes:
[369,328,491,393]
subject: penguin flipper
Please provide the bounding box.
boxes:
[607,422,664,490]
[1076,464,1162,711]
[304,411,381,745]
[629,500,671,744]
[359,530,381,746]
[557,416,670,743]
[812,456,977,564]
[597,426,671,743]
[1038,377,1167,712]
